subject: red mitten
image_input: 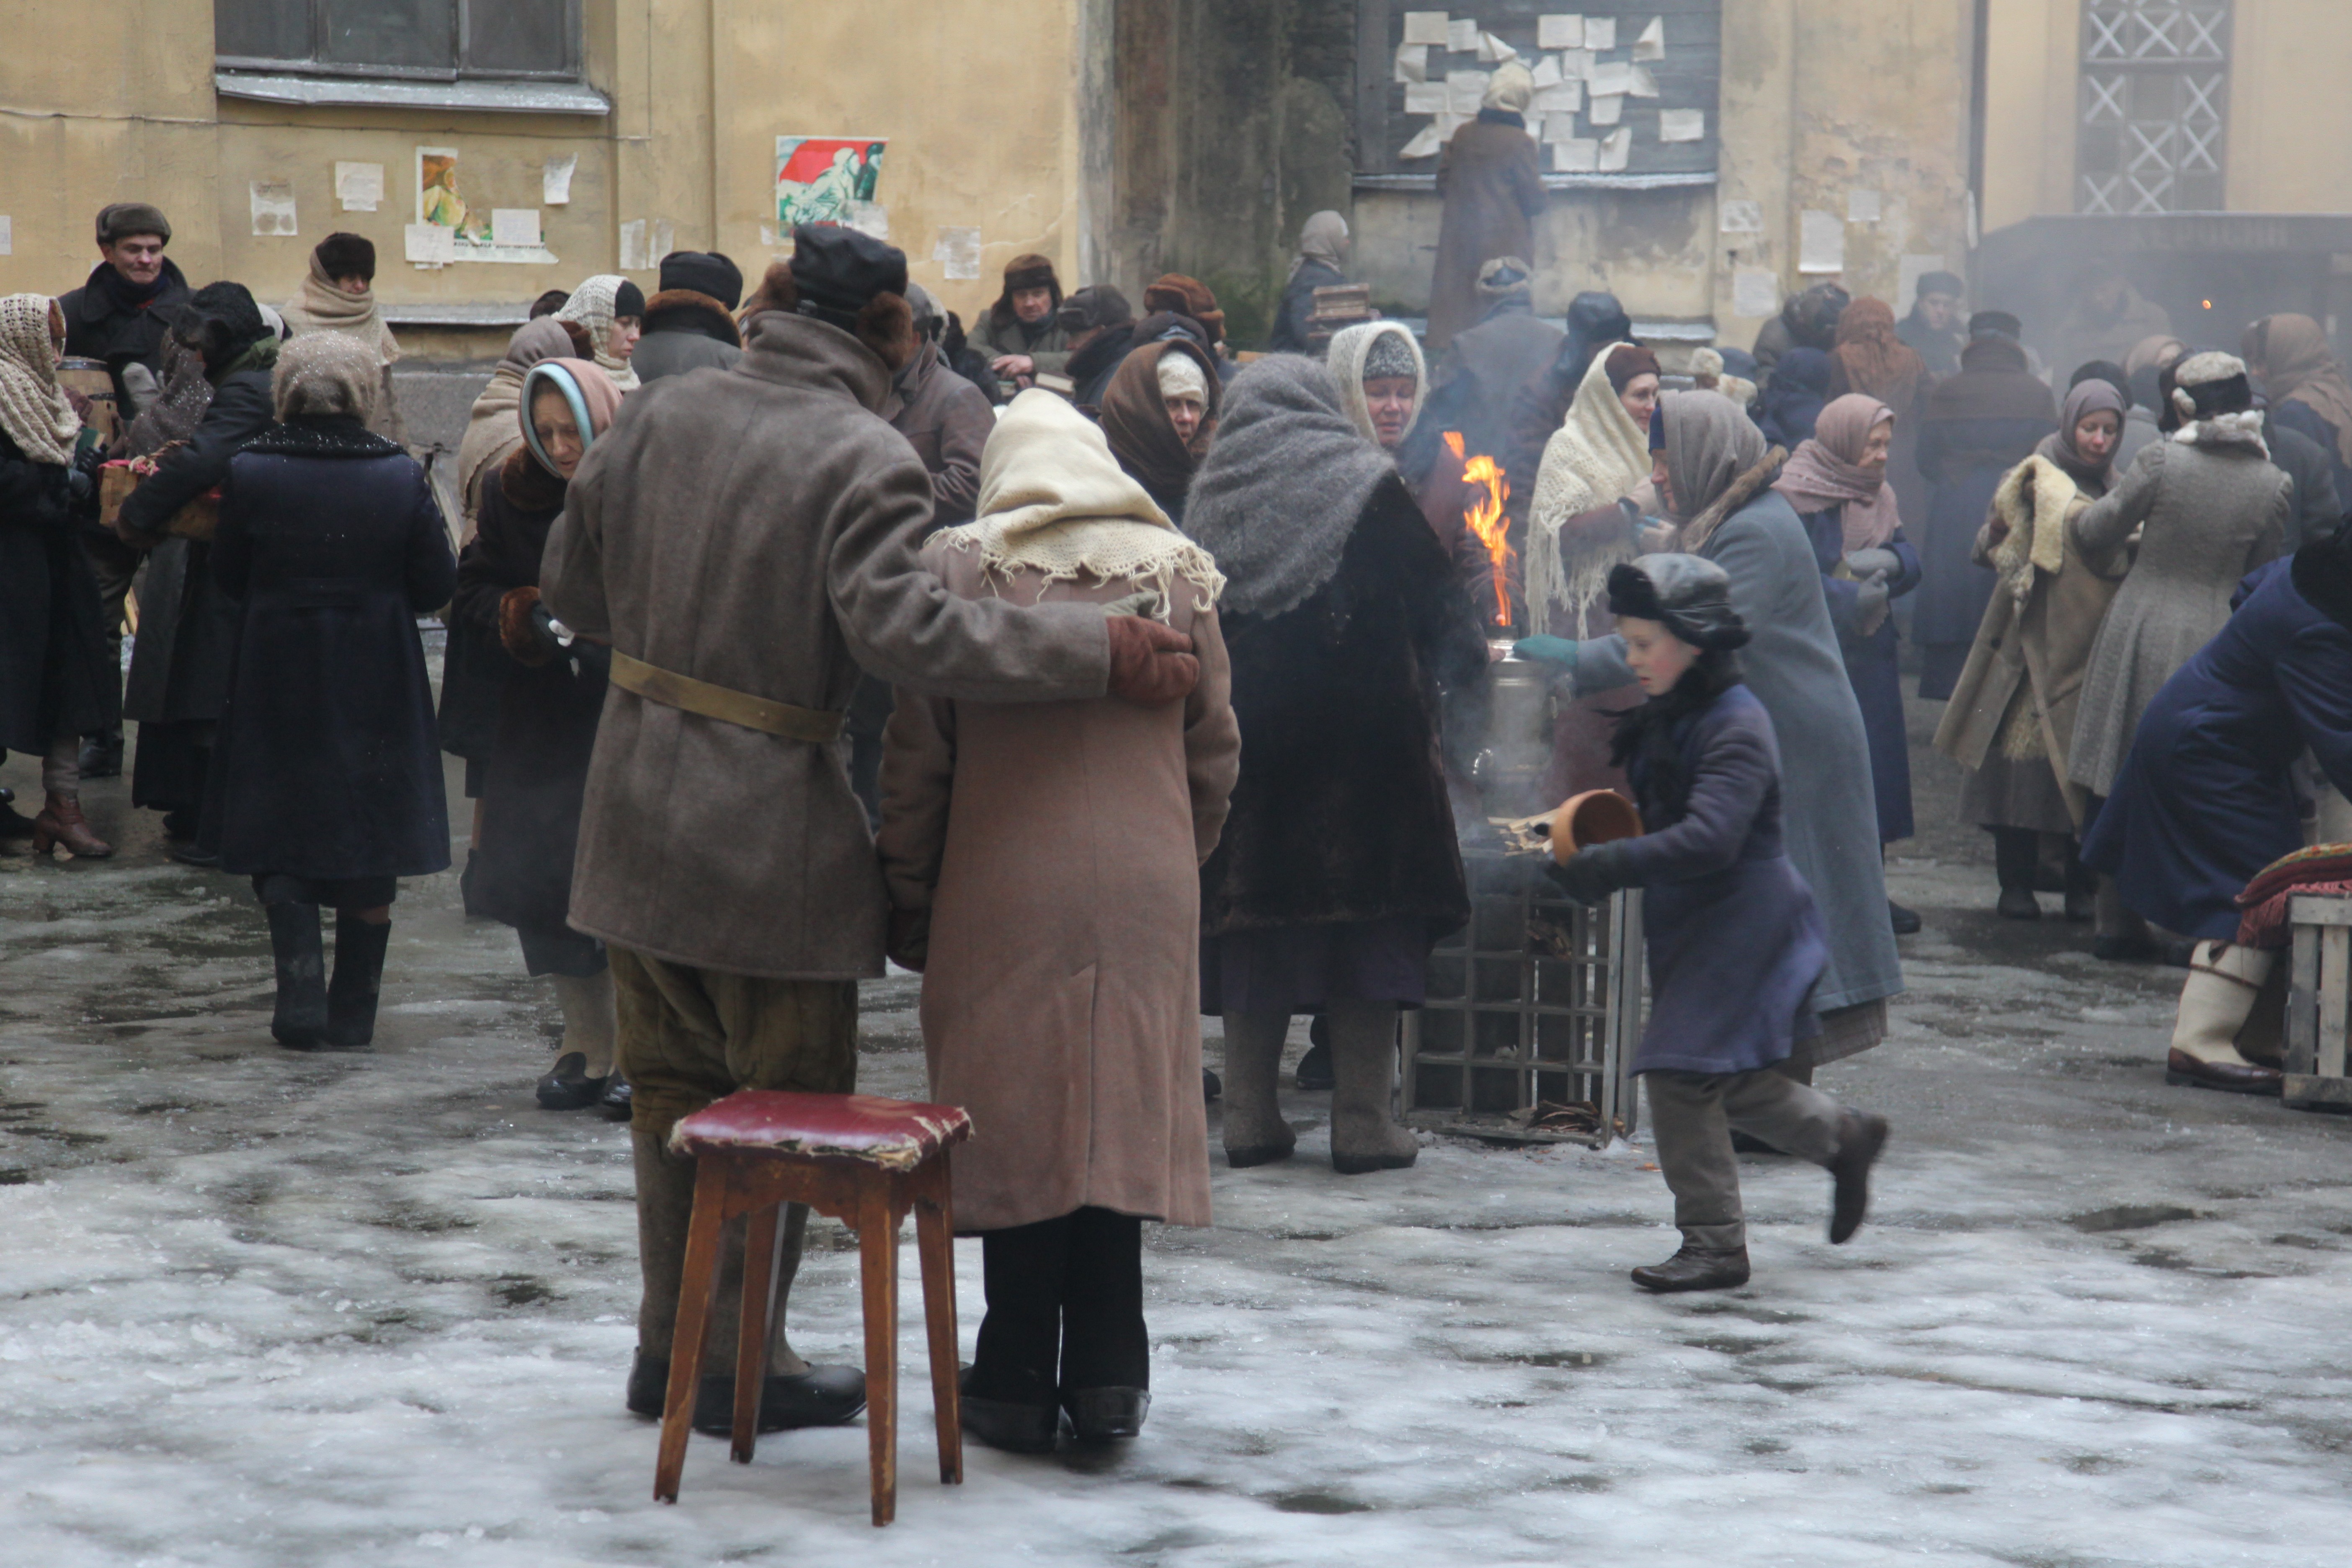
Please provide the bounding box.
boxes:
[498,585,555,666]
[1104,615,1198,707]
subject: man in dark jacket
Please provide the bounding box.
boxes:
[631,251,743,382]
[1898,270,1967,377]
[115,283,282,861]
[967,253,1070,390]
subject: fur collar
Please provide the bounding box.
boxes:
[499,444,568,511]
[1674,449,1786,554]
[2171,409,2269,457]
[642,289,741,348]
[241,416,401,459]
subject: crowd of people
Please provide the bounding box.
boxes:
[6,184,2352,1457]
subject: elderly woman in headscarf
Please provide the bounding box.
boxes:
[280,233,404,442]
[1755,346,1833,450]
[2243,312,2352,504]
[456,317,588,542]
[206,333,456,1051]
[1934,379,2128,925]
[1425,59,1544,350]
[877,389,1238,1453]
[1516,392,1905,1077]
[1545,554,1890,1292]
[451,358,627,1112]
[1269,211,1351,353]
[1184,356,1487,1175]
[1098,334,1221,524]
[2068,353,2290,957]
[1827,298,1932,526]
[1913,331,2056,700]
[554,275,645,392]
[0,294,111,856]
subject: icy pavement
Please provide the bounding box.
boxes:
[4,710,2351,1568]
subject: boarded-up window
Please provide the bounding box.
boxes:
[2078,0,2231,214]
[1354,1,1721,187]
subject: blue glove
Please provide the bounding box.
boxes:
[1512,635,1579,671]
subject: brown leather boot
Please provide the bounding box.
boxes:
[31,792,112,859]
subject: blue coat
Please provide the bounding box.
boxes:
[1914,412,2053,697]
[1617,683,1830,1075]
[2082,558,2352,939]
[1799,507,1921,842]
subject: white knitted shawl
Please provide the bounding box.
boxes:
[0,294,83,466]
[1524,341,1651,635]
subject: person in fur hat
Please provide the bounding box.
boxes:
[1546,554,1890,1292]
[540,222,1205,1436]
[632,251,742,383]
[280,232,405,442]
[967,252,1070,392]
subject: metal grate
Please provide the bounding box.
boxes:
[1401,847,1643,1146]
[2078,1,2231,214]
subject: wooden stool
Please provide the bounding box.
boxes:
[2285,894,2352,1111]
[652,1089,972,1525]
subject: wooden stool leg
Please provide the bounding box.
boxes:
[857,1180,900,1527]
[732,1197,782,1464]
[654,1155,733,1503]
[913,1157,962,1486]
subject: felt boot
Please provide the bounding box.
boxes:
[2165,941,2282,1095]
[1327,999,1418,1175]
[1218,1011,1295,1167]
[1991,827,2040,920]
[323,913,391,1049]
[265,901,328,1049]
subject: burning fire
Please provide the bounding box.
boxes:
[1444,431,1514,627]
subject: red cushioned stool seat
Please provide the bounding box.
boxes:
[653,1089,972,1526]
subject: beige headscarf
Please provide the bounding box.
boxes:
[2246,313,2352,467]
[939,389,1225,619]
[0,294,83,466]
[1482,59,1534,115]
[456,317,576,533]
[1291,210,1349,281]
[1325,321,1427,446]
[281,251,400,368]
[272,332,381,422]
[1525,341,1653,634]
[554,276,642,392]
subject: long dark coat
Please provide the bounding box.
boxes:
[1913,345,2055,699]
[1427,113,1544,350]
[205,419,456,879]
[1617,682,1830,1075]
[2084,557,2352,940]
[1798,507,1922,843]
[1199,475,1486,937]
[451,454,606,931]
[60,258,193,407]
[0,428,109,755]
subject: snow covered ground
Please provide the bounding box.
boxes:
[4,716,2351,1568]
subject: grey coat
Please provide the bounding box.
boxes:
[1571,464,1903,1016]
[2066,432,2290,797]
[542,313,1115,980]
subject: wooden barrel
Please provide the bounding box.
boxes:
[57,357,120,444]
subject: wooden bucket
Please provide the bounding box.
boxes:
[1549,789,1643,864]
[57,357,119,444]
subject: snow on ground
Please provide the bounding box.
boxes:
[3,714,2351,1567]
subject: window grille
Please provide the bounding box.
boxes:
[2078,0,2231,214]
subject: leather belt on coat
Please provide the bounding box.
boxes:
[607,650,845,743]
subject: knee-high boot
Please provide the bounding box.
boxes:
[1218,1011,1296,1167]
[1327,998,1418,1174]
[2166,941,2282,1094]
[324,913,391,1049]
[265,901,328,1049]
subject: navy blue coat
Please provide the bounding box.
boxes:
[207,419,457,880]
[2082,558,2352,939]
[1799,508,1921,842]
[1615,683,1831,1075]
[1914,412,2053,698]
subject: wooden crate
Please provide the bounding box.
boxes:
[2283,894,2352,1111]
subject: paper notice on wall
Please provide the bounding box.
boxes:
[1400,11,1450,47]
[1446,70,1490,113]
[1535,82,1582,114]
[1586,59,1634,97]
[1395,43,1428,83]
[617,218,649,271]
[1558,48,1593,80]
[543,154,577,205]
[1588,93,1624,126]
[249,181,297,237]
[1404,82,1448,114]
[1659,108,1706,143]
[1719,199,1763,233]
[489,208,541,249]
[1596,127,1632,173]
[1530,54,1563,89]
[933,227,981,279]
[0,216,13,256]
[1525,116,1544,142]
[1553,138,1599,173]
[651,217,676,260]
[1398,123,1445,161]
[1633,17,1665,61]
[1899,253,1950,312]
[1846,188,1882,223]
[844,202,887,241]
[1447,18,1480,53]
[334,162,383,212]
[1477,31,1516,62]
[1733,268,1781,319]
[403,222,455,266]
[1799,209,1846,273]
[1629,65,1660,98]
[1583,16,1616,51]
[1538,15,1583,49]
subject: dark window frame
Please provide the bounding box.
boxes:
[215,0,583,85]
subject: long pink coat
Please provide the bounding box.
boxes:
[877,543,1240,1233]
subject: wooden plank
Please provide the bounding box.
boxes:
[2282,1073,2352,1111]
[2290,894,2352,926]
[2325,926,2350,1082]
[2288,921,2320,1076]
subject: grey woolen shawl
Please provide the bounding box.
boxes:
[1182,353,1398,619]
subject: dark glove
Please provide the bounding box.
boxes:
[497,585,558,666]
[1852,574,1891,637]
[887,906,930,973]
[1105,614,1198,706]
[1544,841,1631,906]
[66,466,93,504]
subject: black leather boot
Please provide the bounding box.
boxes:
[1630,1243,1751,1292]
[1063,1385,1150,1442]
[957,1366,1060,1454]
[1992,828,2041,920]
[266,902,328,1049]
[323,914,391,1049]
[625,1349,868,1433]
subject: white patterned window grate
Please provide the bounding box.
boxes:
[2078,0,2232,213]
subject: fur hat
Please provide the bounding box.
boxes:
[173,281,268,373]
[1057,284,1134,334]
[657,250,743,311]
[313,232,376,285]
[273,331,379,422]
[1606,553,1750,650]
[1001,252,1060,299]
[1968,310,2023,341]
[2171,350,2254,421]
[745,247,918,373]
[1143,275,1224,344]
[95,202,170,247]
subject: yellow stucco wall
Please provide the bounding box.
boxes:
[0,0,1094,357]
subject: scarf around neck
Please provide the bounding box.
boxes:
[0,294,85,466]
[1099,338,1218,505]
[555,276,641,391]
[1774,393,1900,551]
[2035,378,2126,493]
[281,253,399,367]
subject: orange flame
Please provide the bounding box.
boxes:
[1444,431,1514,626]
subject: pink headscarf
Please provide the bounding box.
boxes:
[518,357,624,476]
[1772,392,1901,551]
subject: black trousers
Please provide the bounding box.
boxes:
[968,1207,1148,1404]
